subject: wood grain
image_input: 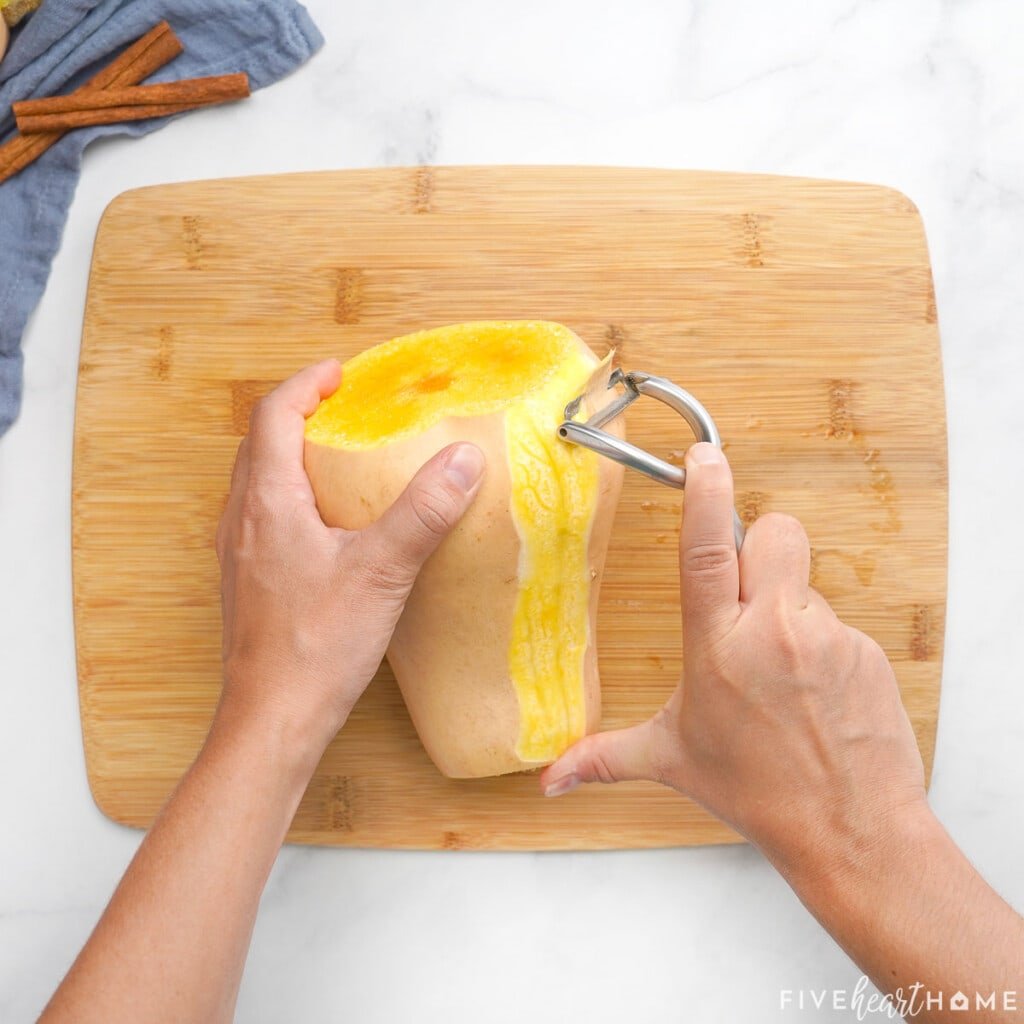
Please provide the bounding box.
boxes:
[73,166,947,850]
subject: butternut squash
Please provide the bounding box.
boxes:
[304,321,624,778]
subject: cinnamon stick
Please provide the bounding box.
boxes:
[14,73,250,134]
[0,21,183,185]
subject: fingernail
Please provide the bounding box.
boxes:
[443,444,485,491]
[688,442,724,465]
[544,773,580,798]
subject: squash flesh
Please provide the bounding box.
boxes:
[505,364,598,761]
[305,321,601,763]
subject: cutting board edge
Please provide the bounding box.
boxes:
[917,233,949,792]
[922,417,950,793]
[81,771,750,851]
[90,163,928,225]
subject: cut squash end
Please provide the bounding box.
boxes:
[304,320,584,451]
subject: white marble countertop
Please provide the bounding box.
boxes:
[2,1,1023,1020]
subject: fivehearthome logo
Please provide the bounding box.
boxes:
[781,976,1021,1018]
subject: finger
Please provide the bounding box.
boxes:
[247,359,342,480]
[539,718,669,796]
[680,443,740,631]
[353,442,486,591]
[738,512,811,608]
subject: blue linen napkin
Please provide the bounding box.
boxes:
[0,0,323,436]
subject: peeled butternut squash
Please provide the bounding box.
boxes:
[304,321,624,778]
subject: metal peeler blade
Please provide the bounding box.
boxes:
[559,368,745,551]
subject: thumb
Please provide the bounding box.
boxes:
[539,718,668,797]
[358,442,486,586]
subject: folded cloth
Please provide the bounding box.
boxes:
[0,0,323,436]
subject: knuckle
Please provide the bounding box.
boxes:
[684,540,736,579]
[230,487,280,557]
[229,526,256,565]
[765,605,807,668]
[583,742,619,785]
[777,624,805,667]
[240,486,270,524]
[409,484,460,538]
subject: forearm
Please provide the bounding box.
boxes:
[41,707,317,1024]
[778,803,1024,1023]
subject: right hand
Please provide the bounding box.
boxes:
[540,442,928,882]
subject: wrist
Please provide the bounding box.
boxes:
[218,656,354,771]
[772,796,945,913]
[203,695,332,799]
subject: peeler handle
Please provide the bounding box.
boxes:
[559,369,745,551]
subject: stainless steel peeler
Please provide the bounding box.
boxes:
[558,368,745,551]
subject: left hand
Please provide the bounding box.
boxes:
[215,359,485,766]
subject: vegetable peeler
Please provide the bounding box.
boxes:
[559,368,745,551]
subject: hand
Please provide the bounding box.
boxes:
[215,360,486,767]
[540,442,927,883]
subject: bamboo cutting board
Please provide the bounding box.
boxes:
[74,167,947,850]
